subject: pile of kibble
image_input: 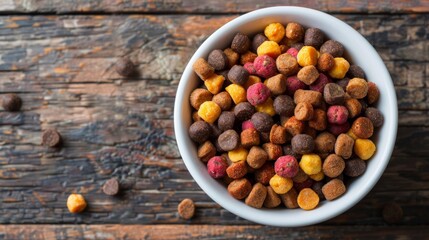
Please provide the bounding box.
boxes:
[188,22,383,210]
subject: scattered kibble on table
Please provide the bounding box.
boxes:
[2,93,22,112]
[178,198,195,220]
[103,178,120,196]
[41,129,62,148]
[115,57,135,77]
[67,194,87,213]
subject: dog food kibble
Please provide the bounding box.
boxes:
[115,57,135,77]
[297,188,319,210]
[245,183,268,208]
[103,178,120,196]
[2,93,22,112]
[189,22,383,210]
[352,117,374,139]
[382,202,403,224]
[354,139,376,160]
[178,198,195,220]
[322,179,346,200]
[42,129,62,148]
[67,194,87,213]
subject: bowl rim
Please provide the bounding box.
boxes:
[174,6,398,227]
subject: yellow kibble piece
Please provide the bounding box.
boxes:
[297,188,319,210]
[197,101,221,124]
[257,41,281,58]
[297,46,319,67]
[255,97,275,116]
[309,171,324,181]
[204,74,225,94]
[269,174,293,194]
[354,139,376,160]
[228,147,249,163]
[67,194,87,213]
[346,129,358,140]
[243,75,262,89]
[328,57,350,79]
[299,154,322,175]
[225,84,246,104]
[264,23,286,43]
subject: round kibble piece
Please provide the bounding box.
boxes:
[354,139,376,160]
[228,65,249,85]
[245,183,268,208]
[231,33,250,54]
[297,188,319,210]
[286,22,304,41]
[291,134,314,155]
[42,129,62,148]
[344,158,366,177]
[2,93,22,112]
[347,65,365,79]
[204,74,224,95]
[317,53,335,72]
[254,55,277,79]
[345,98,362,118]
[269,174,293,194]
[327,105,349,125]
[207,156,228,179]
[115,57,135,77]
[254,163,276,185]
[351,117,374,139]
[273,95,295,117]
[103,178,120,196]
[67,194,87,213]
[228,178,252,199]
[367,82,380,105]
[212,91,232,111]
[314,132,336,153]
[322,179,346,200]
[299,154,322,175]
[257,41,281,59]
[276,53,299,76]
[247,146,269,169]
[190,88,212,110]
[251,112,274,132]
[304,28,324,48]
[252,33,268,52]
[234,102,255,121]
[275,155,299,178]
[226,160,248,179]
[198,141,216,162]
[297,46,318,67]
[247,83,270,106]
[264,23,285,43]
[218,111,235,132]
[228,147,249,162]
[208,49,228,71]
[280,187,299,208]
[365,107,384,128]
[297,65,320,85]
[322,154,345,178]
[328,57,350,79]
[294,102,314,121]
[218,130,240,151]
[198,101,221,124]
[320,40,344,58]
[382,202,403,224]
[346,78,368,99]
[189,121,211,144]
[178,198,195,220]
[334,133,355,159]
[324,83,345,105]
[264,186,282,208]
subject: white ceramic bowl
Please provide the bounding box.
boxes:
[174,6,397,227]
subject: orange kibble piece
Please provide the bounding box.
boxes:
[257,41,281,58]
[264,23,286,43]
[197,101,221,124]
[297,188,319,210]
[67,194,87,213]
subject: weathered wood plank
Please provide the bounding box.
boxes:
[0,224,428,240]
[1,0,428,14]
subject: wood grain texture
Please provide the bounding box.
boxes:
[1,0,428,14]
[0,224,429,240]
[0,13,427,227]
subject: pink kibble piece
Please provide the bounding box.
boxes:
[247,83,271,106]
[242,120,255,130]
[207,156,228,179]
[244,62,257,75]
[286,75,308,96]
[327,105,349,124]
[253,55,277,79]
[275,155,299,178]
[286,48,299,58]
[328,122,351,136]
[310,73,332,93]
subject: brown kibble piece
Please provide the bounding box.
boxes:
[245,183,268,208]
[344,98,362,118]
[276,53,299,76]
[263,186,281,208]
[280,188,299,209]
[228,178,252,199]
[284,116,305,136]
[322,179,346,200]
[42,129,62,148]
[286,22,304,41]
[212,91,232,111]
[308,109,327,131]
[351,117,374,139]
[294,102,314,121]
[293,168,309,183]
[208,49,228,71]
[297,65,319,85]
[294,89,323,107]
[334,133,355,159]
[344,158,366,177]
[262,143,283,161]
[189,121,211,144]
[231,33,250,54]
[241,128,260,148]
[265,74,287,95]
[297,188,319,210]
[254,163,276,185]
[317,53,334,72]
[193,58,215,80]
[314,132,335,153]
[115,57,135,77]
[269,124,288,145]
[218,129,240,151]
[190,88,213,110]
[240,51,257,65]
[178,198,195,220]
[346,78,368,99]
[323,154,345,178]
[2,93,22,112]
[382,202,403,224]
[226,160,248,179]
[252,33,268,52]
[324,83,345,105]
[197,141,216,162]
[223,48,240,68]
[367,82,380,105]
[247,146,268,169]
[103,178,120,196]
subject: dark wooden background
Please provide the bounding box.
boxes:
[0,1,428,239]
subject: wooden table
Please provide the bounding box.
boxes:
[0,1,428,239]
